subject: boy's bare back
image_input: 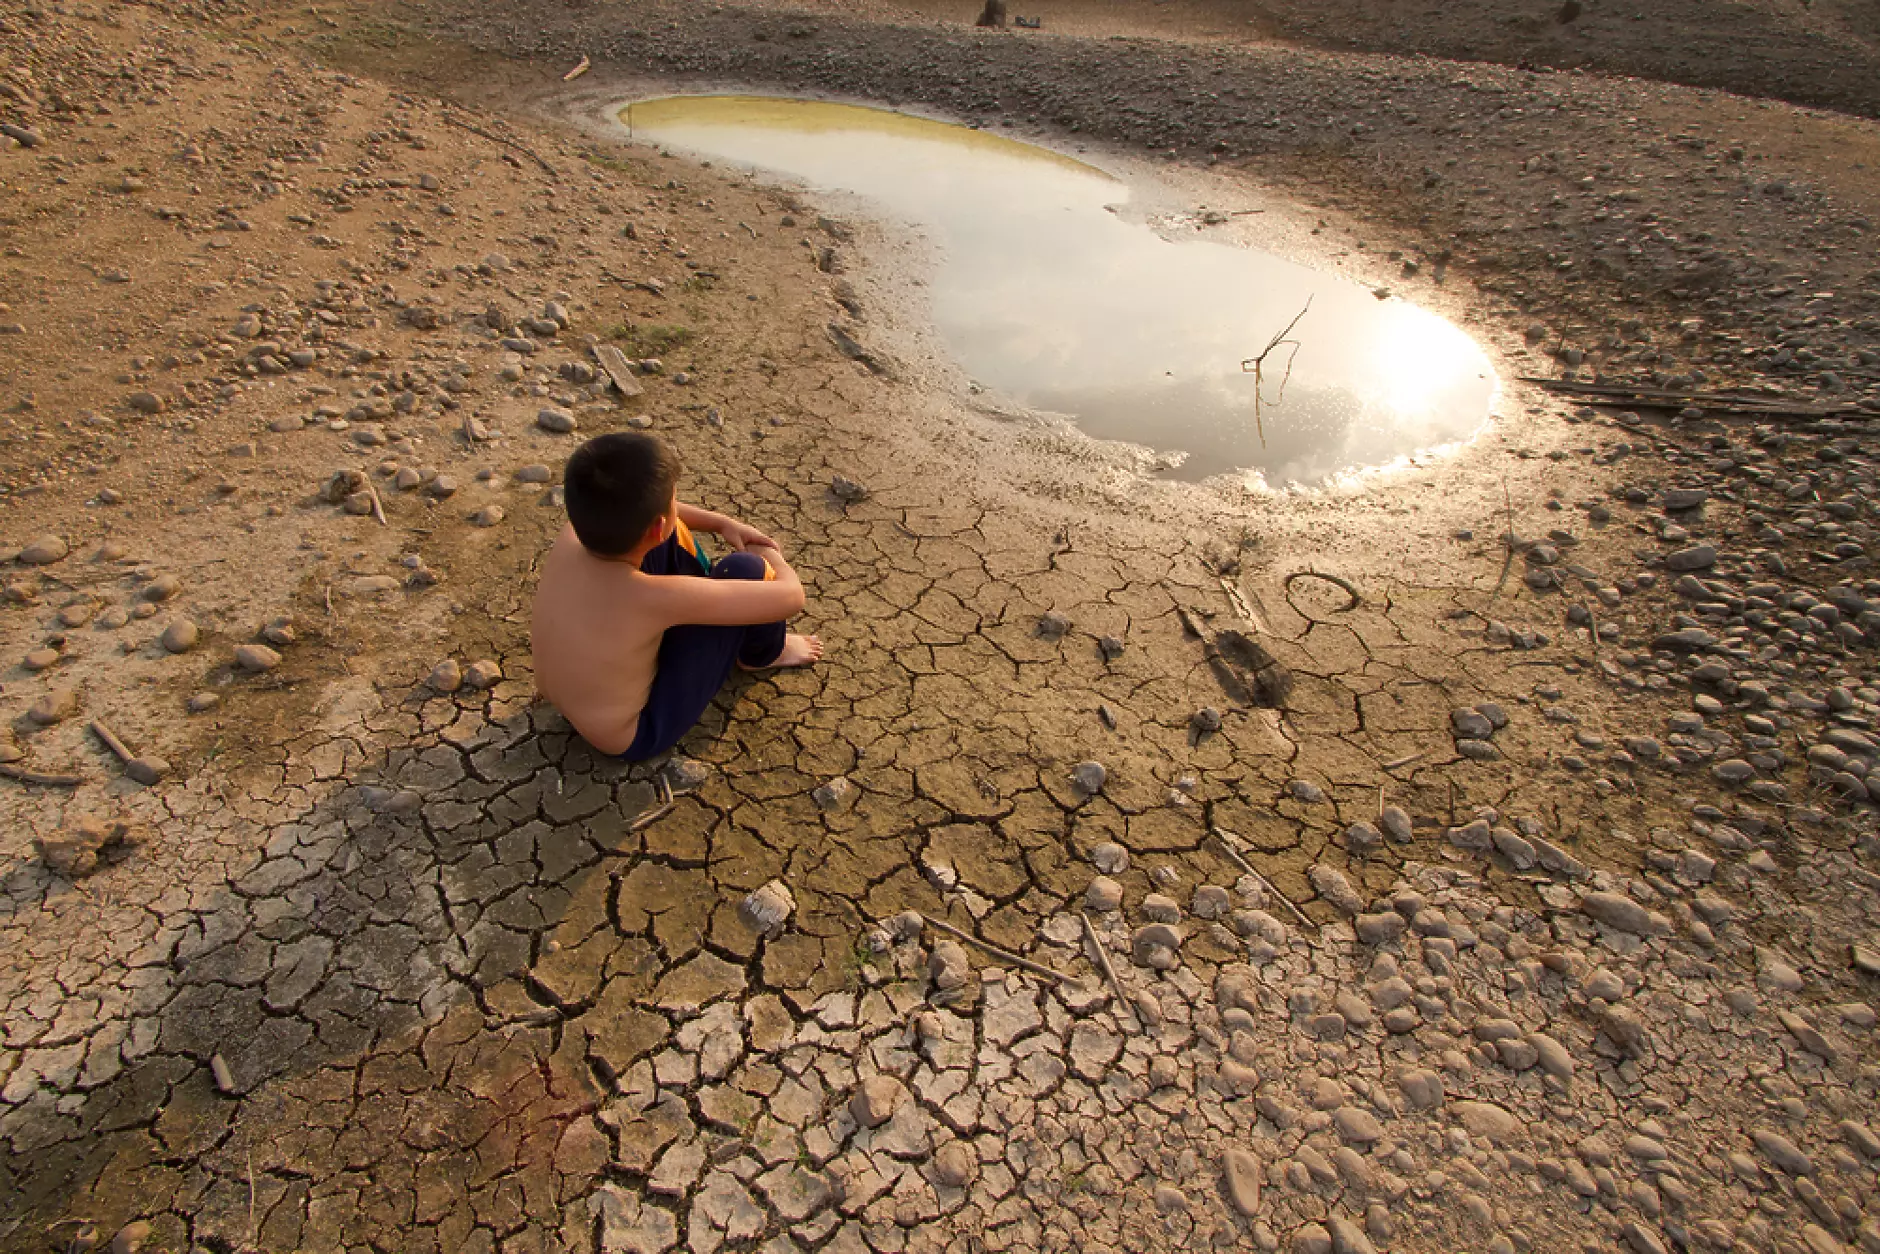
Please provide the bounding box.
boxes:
[531,525,670,755]
[532,517,818,754]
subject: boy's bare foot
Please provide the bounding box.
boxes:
[742,633,823,670]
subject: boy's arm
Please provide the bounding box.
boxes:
[677,500,774,551]
[654,543,806,627]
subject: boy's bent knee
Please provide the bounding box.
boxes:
[712,551,769,582]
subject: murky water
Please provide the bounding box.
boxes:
[622,95,1498,487]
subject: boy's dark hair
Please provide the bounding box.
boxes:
[564,433,682,556]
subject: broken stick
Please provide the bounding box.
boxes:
[1080,912,1138,1031]
[562,55,591,82]
[628,802,674,833]
[1212,827,1310,927]
[920,913,1070,983]
[0,763,83,787]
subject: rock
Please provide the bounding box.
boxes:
[1655,627,1717,651]
[738,880,795,937]
[1839,1121,1880,1160]
[1037,610,1072,638]
[27,688,78,725]
[1192,885,1231,918]
[1085,876,1124,912]
[1396,1068,1444,1110]
[1751,1127,1814,1175]
[1601,1004,1649,1055]
[1583,971,1625,1009]
[1379,806,1413,843]
[470,505,505,527]
[1071,761,1107,794]
[1355,912,1406,945]
[1333,1106,1383,1144]
[1293,1224,1333,1254]
[1153,1183,1189,1213]
[1664,488,1709,511]
[108,1220,150,1254]
[1192,707,1223,734]
[1142,893,1182,923]
[1453,1101,1522,1144]
[850,1075,907,1128]
[1307,865,1364,916]
[1622,1223,1669,1254]
[1090,841,1129,873]
[1097,634,1125,660]
[1665,544,1718,571]
[186,693,220,713]
[1132,923,1184,968]
[1448,818,1492,850]
[516,463,553,483]
[125,391,164,415]
[811,776,854,812]
[463,660,503,689]
[34,816,136,877]
[1580,891,1669,936]
[1222,1147,1263,1216]
[21,646,58,672]
[928,940,969,991]
[932,1140,976,1188]
[18,534,68,565]
[830,475,870,504]
[233,644,280,673]
[159,619,199,653]
[1451,708,1494,739]
[1326,1217,1376,1254]
[1529,1032,1575,1081]
[426,658,462,692]
[536,406,577,433]
[663,757,710,792]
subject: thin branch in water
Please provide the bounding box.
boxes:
[1240,298,1312,446]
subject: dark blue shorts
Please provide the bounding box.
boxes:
[619,532,786,761]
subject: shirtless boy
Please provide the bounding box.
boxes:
[531,433,822,759]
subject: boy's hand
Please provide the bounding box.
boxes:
[719,519,777,552]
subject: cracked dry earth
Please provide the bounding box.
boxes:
[6,6,1880,1254]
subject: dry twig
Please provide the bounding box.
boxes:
[920,913,1070,983]
[1211,827,1310,927]
[1080,912,1138,1031]
[441,113,558,177]
[0,763,83,787]
[1239,297,1311,446]
[628,802,674,832]
[1490,478,1518,599]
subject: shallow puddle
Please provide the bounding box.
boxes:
[623,95,1498,487]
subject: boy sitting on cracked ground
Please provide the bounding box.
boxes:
[531,432,823,759]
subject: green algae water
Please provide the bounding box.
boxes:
[623,95,1498,488]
